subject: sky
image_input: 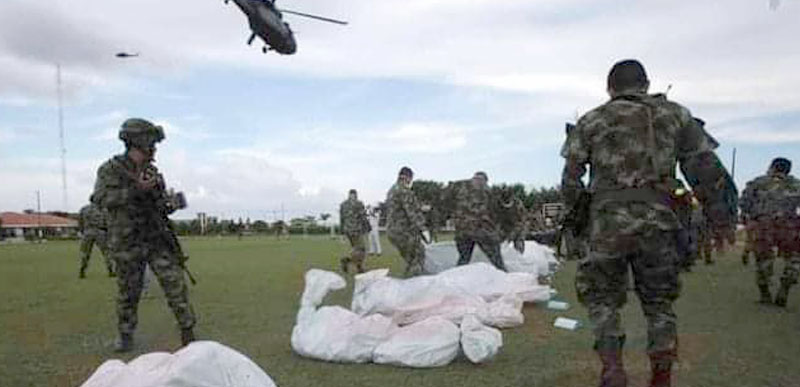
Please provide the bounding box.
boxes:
[1,0,799,222]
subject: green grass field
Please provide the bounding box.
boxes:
[2,235,800,386]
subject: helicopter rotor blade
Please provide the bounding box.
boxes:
[279,9,348,25]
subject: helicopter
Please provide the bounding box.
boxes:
[225,0,347,55]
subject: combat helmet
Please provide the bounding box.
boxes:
[119,118,165,148]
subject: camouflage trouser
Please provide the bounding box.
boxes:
[742,223,756,259]
[455,233,506,271]
[79,232,114,274]
[388,231,425,277]
[343,233,367,272]
[696,225,713,263]
[753,218,800,288]
[576,228,681,355]
[113,244,196,335]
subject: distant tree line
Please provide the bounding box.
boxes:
[171,213,336,236]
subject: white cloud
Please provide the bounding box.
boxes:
[2,0,800,214]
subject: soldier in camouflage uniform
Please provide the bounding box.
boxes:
[740,158,800,306]
[691,201,714,265]
[386,167,428,277]
[495,187,528,254]
[561,60,737,387]
[339,189,371,274]
[450,172,507,271]
[78,199,115,278]
[92,118,196,352]
[741,216,756,265]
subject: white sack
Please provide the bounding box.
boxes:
[291,306,397,363]
[478,294,524,328]
[300,269,347,308]
[291,269,398,363]
[352,263,550,321]
[460,315,503,364]
[424,241,559,277]
[80,341,277,387]
[373,317,461,368]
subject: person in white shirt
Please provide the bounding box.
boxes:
[367,205,382,256]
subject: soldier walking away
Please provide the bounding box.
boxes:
[78,199,115,278]
[740,157,800,306]
[450,172,507,271]
[386,167,429,277]
[92,118,197,352]
[741,215,756,265]
[690,199,714,266]
[561,60,737,387]
[339,189,371,274]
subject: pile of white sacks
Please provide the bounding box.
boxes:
[291,240,558,368]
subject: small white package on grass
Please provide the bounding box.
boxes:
[291,270,398,363]
[553,317,581,331]
[373,317,461,368]
[460,315,503,364]
[424,241,559,277]
[80,341,277,387]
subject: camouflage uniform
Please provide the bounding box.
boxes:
[386,180,427,277]
[740,169,800,305]
[93,120,195,348]
[741,218,756,265]
[78,202,115,277]
[339,196,370,273]
[562,90,736,385]
[496,191,529,253]
[449,181,507,271]
[690,206,714,265]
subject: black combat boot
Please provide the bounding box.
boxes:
[648,350,675,387]
[742,253,749,266]
[774,282,790,307]
[759,284,772,304]
[596,336,627,387]
[79,270,86,279]
[114,333,133,353]
[181,328,196,346]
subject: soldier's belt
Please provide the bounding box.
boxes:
[593,188,669,207]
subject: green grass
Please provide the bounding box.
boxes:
[2,235,800,386]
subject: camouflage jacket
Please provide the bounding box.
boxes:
[91,154,178,247]
[561,91,735,233]
[449,182,501,238]
[740,173,800,219]
[78,203,109,233]
[496,196,529,242]
[386,181,426,236]
[339,198,369,235]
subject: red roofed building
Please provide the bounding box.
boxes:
[0,212,79,239]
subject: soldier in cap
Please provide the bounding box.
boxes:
[561,59,737,387]
[740,157,800,306]
[450,171,507,271]
[386,167,428,277]
[339,189,370,273]
[78,197,115,278]
[92,118,196,352]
